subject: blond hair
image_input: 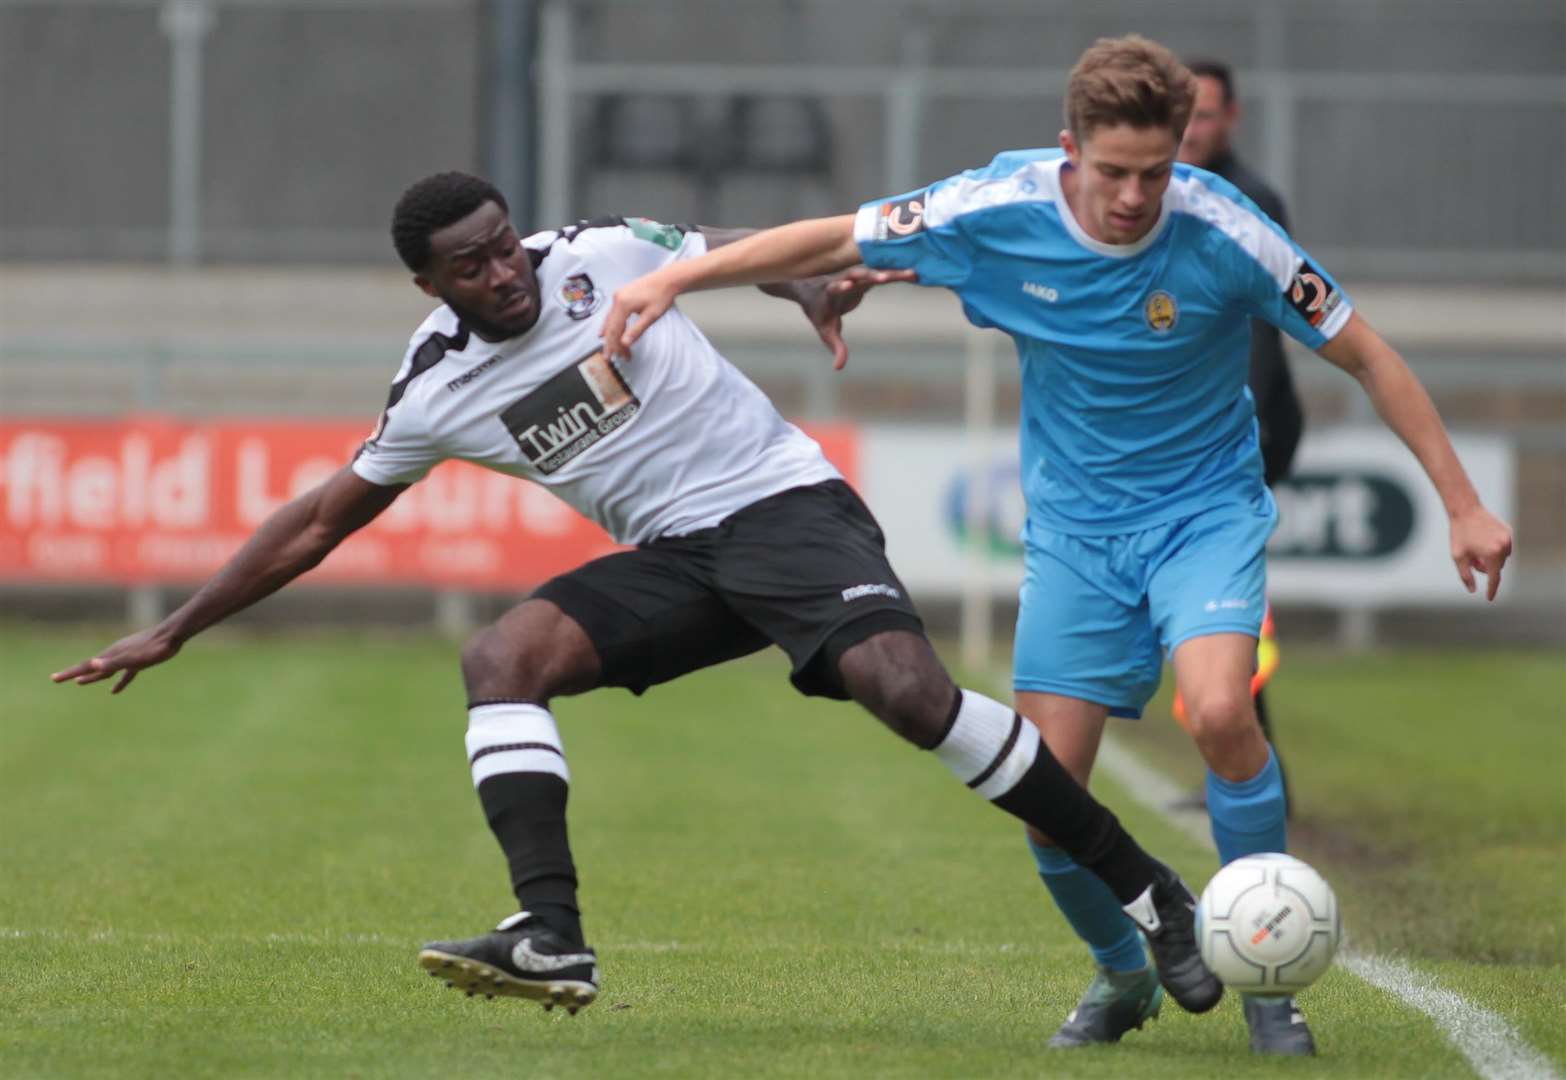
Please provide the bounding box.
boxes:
[1065,35,1198,141]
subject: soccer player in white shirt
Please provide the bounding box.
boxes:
[54,172,1224,1021]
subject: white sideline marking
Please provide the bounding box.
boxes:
[1340,952,1561,1080]
[1096,737,1213,848]
[1096,732,1562,1080]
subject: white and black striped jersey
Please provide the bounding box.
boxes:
[352,218,840,545]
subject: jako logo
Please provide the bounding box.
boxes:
[842,583,901,602]
[1203,598,1250,613]
[1022,281,1059,303]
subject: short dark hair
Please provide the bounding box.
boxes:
[391,171,509,272]
[1186,58,1236,104]
[1065,35,1198,142]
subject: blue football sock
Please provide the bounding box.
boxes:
[1027,834,1147,973]
[1206,744,1288,865]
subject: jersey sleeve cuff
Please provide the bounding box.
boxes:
[853,203,884,244]
[350,453,422,488]
[851,203,887,263]
[1317,299,1354,341]
[853,203,904,269]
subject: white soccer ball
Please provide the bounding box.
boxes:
[1196,853,1341,994]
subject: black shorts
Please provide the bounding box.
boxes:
[533,480,924,699]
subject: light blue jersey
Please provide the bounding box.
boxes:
[855,148,1352,536]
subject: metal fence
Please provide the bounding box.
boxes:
[544,0,1566,282]
[3,0,1564,280]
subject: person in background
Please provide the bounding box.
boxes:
[1177,57,1303,811]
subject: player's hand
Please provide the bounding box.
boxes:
[51,627,183,694]
[800,267,917,370]
[1449,504,1513,600]
[602,271,681,362]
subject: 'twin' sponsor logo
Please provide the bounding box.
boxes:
[1250,904,1295,945]
[500,351,640,475]
[842,583,901,603]
[1021,281,1059,303]
[447,355,501,392]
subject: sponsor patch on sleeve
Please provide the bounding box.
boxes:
[874,194,926,241]
[625,217,686,252]
[1286,258,1344,329]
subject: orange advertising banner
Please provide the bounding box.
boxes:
[0,418,860,589]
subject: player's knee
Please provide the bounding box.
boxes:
[460,622,558,702]
[1185,688,1251,731]
[1184,690,1255,756]
[872,678,943,745]
[838,630,956,746]
[460,626,516,696]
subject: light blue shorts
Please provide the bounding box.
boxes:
[1013,492,1278,718]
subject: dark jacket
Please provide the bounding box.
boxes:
[1207,150,1305,486]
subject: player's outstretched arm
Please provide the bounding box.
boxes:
[1316,312,1514,598]
[51,466,406,693]
[783,266,917,370]
[696,226,914,369]
[603,214,862,361]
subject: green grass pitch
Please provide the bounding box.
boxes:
[2,623,1562,1078]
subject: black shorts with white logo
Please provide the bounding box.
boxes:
[533,480,924,700]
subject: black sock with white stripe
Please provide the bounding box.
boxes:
[931,689,1160,904]
[467,701,584,948]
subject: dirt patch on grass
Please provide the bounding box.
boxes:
[1290,815,1416,871]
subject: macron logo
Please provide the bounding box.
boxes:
[842,583,901,603]
[447,355,501,392]
[1022,281,1059,303]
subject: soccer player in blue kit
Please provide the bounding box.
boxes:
[603,34,1513,1056]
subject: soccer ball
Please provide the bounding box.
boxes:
[1195,853,1341,994]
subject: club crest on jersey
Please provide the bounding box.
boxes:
[500,349,640,474]
[1144,290,1179,332]
[1287,259,1342,329]
[556,273,600,321]
[875,195,925,240]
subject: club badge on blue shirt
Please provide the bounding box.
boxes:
[1144,290,1179,332]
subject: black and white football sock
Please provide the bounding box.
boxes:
[466,700,584,948]
[930,689,1161,904]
